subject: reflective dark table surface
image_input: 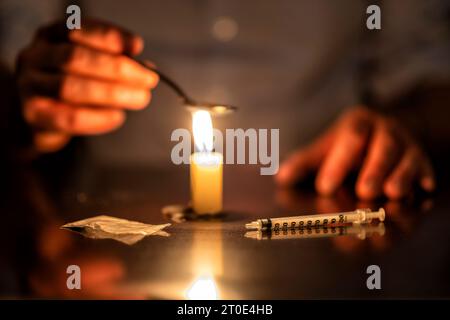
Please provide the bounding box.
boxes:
[2,150,450,299]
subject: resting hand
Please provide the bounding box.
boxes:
[276,107,435,200]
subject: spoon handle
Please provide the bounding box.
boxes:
[134,59,194,105]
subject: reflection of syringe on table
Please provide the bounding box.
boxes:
[245,208,385,231]
[245,223,385,241]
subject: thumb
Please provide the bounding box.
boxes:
[276,129,334,186]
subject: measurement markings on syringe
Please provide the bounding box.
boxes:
[273,226,347,236]
[273,214,346,231]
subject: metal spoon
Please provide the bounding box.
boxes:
[134,60,237,116]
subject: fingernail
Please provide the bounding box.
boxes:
[364,178,377,190]
[357,177,378,199]
[365,177,382,194]
[317,177,336,195]
[422,177,436,192]
[275,166,289,184]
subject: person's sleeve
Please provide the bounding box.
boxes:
[370,0,450,105]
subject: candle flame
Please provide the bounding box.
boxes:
[192,110,214,152]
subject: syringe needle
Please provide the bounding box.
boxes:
[245,222,259,230]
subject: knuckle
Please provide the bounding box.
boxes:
[344,126,368,148]
[91,49,110,69]
[104,28,118,40]
[380,129,397,152]
[54,110,70,130]
[103,29,123,52]
[65,109,81,131]
[65,44,94,72]
[52,106,79,132]
[344,106,372,121]
[83,80,110,106]
[59,74,77,100]
[110,84,124,105]
[114,56,128,76]
[112,86,150,108]
[344,115,372,138]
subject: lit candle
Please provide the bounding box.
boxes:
[190,110,223,215]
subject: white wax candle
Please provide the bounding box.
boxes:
[190,152,223,214]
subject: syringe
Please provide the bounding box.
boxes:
[245,208,385,231]
[245,223,385,240]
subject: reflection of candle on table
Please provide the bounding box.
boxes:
[190,111,223,215]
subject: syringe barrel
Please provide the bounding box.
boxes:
[258,208,383,230]
[268,212,352,230]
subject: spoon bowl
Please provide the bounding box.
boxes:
[185,103,238,116]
